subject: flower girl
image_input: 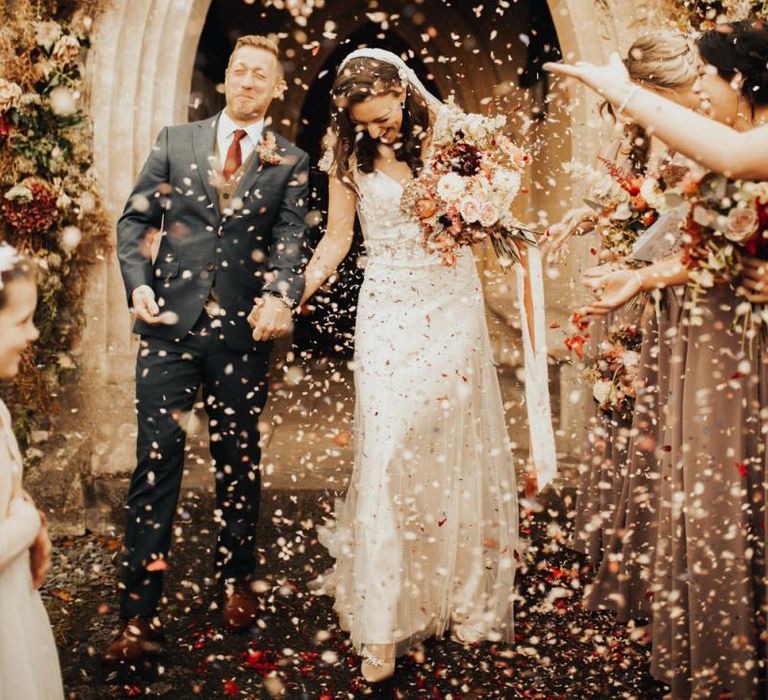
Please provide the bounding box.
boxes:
[0,244,63,700]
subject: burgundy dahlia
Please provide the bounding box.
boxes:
[1,178,58,237]
[449,140,482,176]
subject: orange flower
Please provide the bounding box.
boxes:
[415,197,438,219]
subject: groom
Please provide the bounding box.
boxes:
[107,35,308,661]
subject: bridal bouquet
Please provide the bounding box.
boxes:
[401,101,537,268]
[584,324,643,420]
[680,173,768,327]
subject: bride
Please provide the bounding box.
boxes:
[296,49,556,682]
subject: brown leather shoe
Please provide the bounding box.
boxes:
[223,582,259,632]
[103,616,164,663]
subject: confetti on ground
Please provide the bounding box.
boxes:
[46,488,667,699]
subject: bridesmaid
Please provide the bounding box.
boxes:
[568,31,699,571]
[549,22,768,697]
[568,132,644,567]
[583,33,703,624]
[0,245,63,700]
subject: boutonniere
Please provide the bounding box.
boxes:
[256,132,283,166]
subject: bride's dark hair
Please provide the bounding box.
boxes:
[329,56,431,190]
[696,20,768,117]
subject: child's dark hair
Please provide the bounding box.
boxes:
[0,247,36,311]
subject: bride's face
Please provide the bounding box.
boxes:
[348,89,405,145]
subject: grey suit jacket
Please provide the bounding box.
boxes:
[116,113,309,352]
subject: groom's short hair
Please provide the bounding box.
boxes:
[228,35,284,78]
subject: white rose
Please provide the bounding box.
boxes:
[4,184,33,202]
[463,114,486,140]
[622,351,640,369]
[0,79,22,113]
[436,172,466,202]
[459,196,481,223]
[52,34,81,65]
[593,380,614,405]
[34,20,62,51]
[639,177,667,212]
[478,202,500,227]
[494,169,521,202]
[723,207,759,244]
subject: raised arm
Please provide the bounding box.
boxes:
[545,55,768,180]
[300,176,357,305]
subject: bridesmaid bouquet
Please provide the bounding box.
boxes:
[570,157,694,258]
[680,173,768,326]
[401,101,538,268]
[584,324,643,420]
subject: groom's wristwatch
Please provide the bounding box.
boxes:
[263,291,296,312]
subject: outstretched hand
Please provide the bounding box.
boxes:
[580,268,643,316]
[248,295,294,342]
[541,211,598,264]
[544,53,632,105]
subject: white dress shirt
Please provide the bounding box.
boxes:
[216,110,264,169]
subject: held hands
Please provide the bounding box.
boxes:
[248,295,294,342]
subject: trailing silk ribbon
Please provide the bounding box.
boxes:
[515,245,557,489]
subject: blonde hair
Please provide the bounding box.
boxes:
[625,30,699,90]
[227,35,283,77]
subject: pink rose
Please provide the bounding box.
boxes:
[724,207,759,244]
[459,196,481,223]
[478,202,499,227]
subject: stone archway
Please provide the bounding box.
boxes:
[81,0,654,482]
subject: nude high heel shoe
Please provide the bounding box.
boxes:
[361,643,396,683]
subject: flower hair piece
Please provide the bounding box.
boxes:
[0,243,19,291]
[336,47,442,110]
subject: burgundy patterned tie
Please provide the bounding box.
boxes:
[222,129,247,181]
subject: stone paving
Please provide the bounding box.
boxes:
[40,357,669,698]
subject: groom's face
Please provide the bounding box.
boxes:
[224,46,284,123]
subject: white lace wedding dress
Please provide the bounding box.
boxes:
[317,163,527,654]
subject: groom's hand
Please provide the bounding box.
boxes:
[249,295,293,342]
[131,285,162,324]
